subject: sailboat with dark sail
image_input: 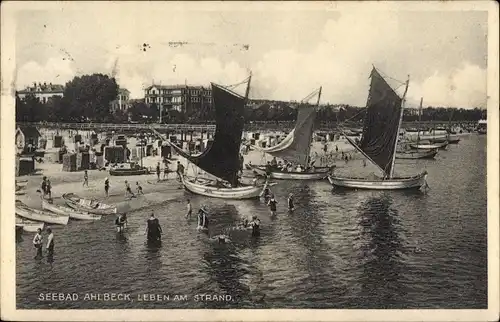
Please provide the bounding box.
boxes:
[169,76,269,199]
[328,67,428,190]
[251,87,333,180]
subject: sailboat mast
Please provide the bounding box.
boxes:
[388,75,410,179]
[417,97,423,143]
[304,86,322,167]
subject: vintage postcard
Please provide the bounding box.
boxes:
[1,1,498,321]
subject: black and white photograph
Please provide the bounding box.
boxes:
[1,1,498,321]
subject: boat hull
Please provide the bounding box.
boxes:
[396,149,438,159]
[109,168,149,176]
[251,165,331,180]
[62,193,117,215]
[328,172,427,190]
[410,142,448,150]
[42,199,102,220]
[16,217,45,232]
[181,176,264,200]
[15,203,69,225]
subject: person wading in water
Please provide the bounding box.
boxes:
[33,228,43,259]
[250,215,261,237]
[197,206,209,230]
[267,195,278,216]
[46,227,54,257]
[287,193,295,211]
[145,213,162,242]
[185,199,192,219]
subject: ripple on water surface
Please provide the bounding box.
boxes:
[16,135,487,309]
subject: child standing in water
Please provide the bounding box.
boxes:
[33,228,43,258]
[185,199,192,219]
[267,195,278,216]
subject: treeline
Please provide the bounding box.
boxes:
[16,74,126,123]
[16,73,486,124]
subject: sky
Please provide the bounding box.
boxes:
[14,3,488,109]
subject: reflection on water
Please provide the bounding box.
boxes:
[16,135,487,309]
[355,195,407,308]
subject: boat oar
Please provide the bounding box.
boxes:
[259,180,269,198]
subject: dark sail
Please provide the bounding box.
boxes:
[358,68,403,177]
[170,83,245,186]
[258,105,316,166]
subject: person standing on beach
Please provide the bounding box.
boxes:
[41,177,47,198]
[156,162,161,181]
[33,228,43,259]
[46,228,54,257]
[83,170,89,187]
[125,180,135,199]
[163,163,170,180]
[46,179,52,200]
[104,177,110,197]
[185,199,192,219]
[136,182,144,195]
[176,161,185,181]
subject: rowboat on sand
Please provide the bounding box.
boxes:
[109,167,149,176]
[62,193,117,215]
[16,216,45,232]
[251,87,333,180]
[15,201,69,225]
[328,67,428,190]
[41,199,102,221]
[169,75,270,200]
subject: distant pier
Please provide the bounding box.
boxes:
[16,120,478,134]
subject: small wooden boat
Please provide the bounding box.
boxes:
[410,141,448,150]
[15,201,69,225]
[428,137,448,144]
[329,68,429,191]
[328,172,428,190]
[41,199,102,221]
[15,180,28,187]
[181,175,266,199]
[169,76,271,200]
[396,148,438,160]
[16,216,45,232]
[109,167,149,176]
[62,193,117,215]
[251,165,331,180]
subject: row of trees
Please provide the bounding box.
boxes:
[16,73,486,124]
[16,74,121,123]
